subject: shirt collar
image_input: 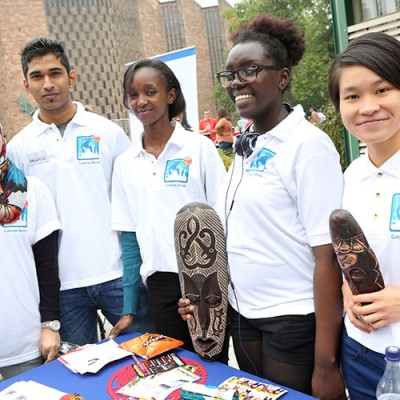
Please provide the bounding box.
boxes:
[131,121,188,157]
[266,104,306,142]
[32,101,86,136]
[358,149,400,179]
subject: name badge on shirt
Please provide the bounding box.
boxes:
[27,150,49,165]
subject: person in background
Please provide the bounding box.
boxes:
[199,109,218,141]
[179,15,345,399]
[236,116,253,135]
[84,104,96,113]
[7,38,132,346]
[0,124,61,380]
[172,111,193,131]
[215,108,234,152]
[109,59,227,353]
[328,31,400,400]
[309,107,320,125]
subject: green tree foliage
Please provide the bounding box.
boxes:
[318,103,348,171]
[18,93,37,116]
[214,80,237,121]
[218,148,234,170]
[219,0,334,112]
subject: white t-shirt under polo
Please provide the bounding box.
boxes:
[0,176,60,367]
[223,105,343,319]
[343,150,400,354]
[7,102,132,290]
[111,122,227,282]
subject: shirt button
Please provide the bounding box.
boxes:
[373,214,378,219]
[152,172,156,176]
[376,193,381,198]
[377,172,383,178]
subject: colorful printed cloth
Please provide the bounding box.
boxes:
[0,124,27,225]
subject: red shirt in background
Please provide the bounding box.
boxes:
[199,117,217,142]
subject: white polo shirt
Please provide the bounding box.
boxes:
[0,176,60,367]
[343,150,400,354]
[7,102,132,290]
[111,122,227,282]
[222,105,344,319]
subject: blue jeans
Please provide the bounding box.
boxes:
[341,328,385,400]
[60,277,124,345]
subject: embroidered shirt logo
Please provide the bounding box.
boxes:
[164,158,190,183]
[247,148,276,172]
[76,135,100,160]
[389,193,400,232]
[3,202,28,232]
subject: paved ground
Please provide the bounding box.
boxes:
[98,312,239,369]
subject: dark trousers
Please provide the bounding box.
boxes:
[147,272,195,352]
[146,272,229,364]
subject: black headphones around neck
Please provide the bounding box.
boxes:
[234,124,261,158]
[235,104,294,158]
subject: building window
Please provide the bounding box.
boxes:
[360,0,400,20]
[204,9,224,84]
[162,2,183,51]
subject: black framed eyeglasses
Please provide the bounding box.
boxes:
[216,65,283,87]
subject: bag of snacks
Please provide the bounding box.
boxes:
[120,333,184,359]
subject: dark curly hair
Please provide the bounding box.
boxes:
[230,15,306,70]
[123,59,186,121]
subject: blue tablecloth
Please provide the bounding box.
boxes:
[0,333,316,400]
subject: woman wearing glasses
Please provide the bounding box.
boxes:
[179,15,345,399]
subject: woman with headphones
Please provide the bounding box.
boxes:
[179,15,345,400]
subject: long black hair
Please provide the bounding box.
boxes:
[123,59,186,121]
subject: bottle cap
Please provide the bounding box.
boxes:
[385,346,400,361]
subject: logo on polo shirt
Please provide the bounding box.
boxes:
[3,202,28,232]
[76,135,100,161]
[247,148,276,173]
[164,158,190,183]
[389,193,400,232]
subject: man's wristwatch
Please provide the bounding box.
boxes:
[41,320,61,332]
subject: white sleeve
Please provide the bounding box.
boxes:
[28,177,61,244]
[296,140,344,246]
[112,125,132,161]
[202,140,227,209]
[111,155,136,232]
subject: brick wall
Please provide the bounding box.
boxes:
[0,0,48,138]
[0,0,231,140]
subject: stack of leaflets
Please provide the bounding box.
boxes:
[218,376,288,400]
[133,352,185,377]
[0,381,68,400]
[181,382,236,400]
[58,339,132,374]
[116,353,200,400]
